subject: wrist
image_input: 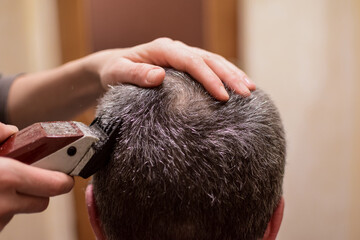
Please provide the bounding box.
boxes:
[72,55,100,85]
[80,51,113,88]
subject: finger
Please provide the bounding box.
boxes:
[101,58,165,88]
[169,42,230,101]
[4,193,49,214]
[0,122,18,142]
[221,59,256,91]
[0,192,49,226]
[201,55,251,96]
[14,193,49,214]
[0,158,74,197]
[191,47,256,92]
[16,166,74,197]
[140,39,229,101]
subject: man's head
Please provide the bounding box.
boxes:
[86,69,286,240]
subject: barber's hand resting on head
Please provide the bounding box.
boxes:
[0,123,74,232]
[8,38,255,127]
[84,38,256,101]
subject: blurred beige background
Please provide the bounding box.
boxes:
[0,0,359,239]
[241,0,360,239]
[0,1,76,240]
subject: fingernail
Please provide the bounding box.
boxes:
[244,76,253,85]
[146,68,164,84]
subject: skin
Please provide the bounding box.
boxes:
[1,38,255,231]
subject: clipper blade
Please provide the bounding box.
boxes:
[77,117,122,178]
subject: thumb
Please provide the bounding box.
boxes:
[0,122,18,142]
[101,58,165,88]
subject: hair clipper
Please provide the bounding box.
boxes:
[0,117,121,178]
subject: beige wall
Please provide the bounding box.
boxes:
[0,1,76,239]
[240,0,360,239]
[0,0,61,74]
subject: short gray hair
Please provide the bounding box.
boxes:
[93,68,286,240]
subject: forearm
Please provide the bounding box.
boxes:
[7,58,104,128]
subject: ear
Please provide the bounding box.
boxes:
[85,184,106,240]
[262,196,285,240]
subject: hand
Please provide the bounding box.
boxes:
[84,38,256,101]
[0,123,74,231]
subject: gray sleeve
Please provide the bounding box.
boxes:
[0,74,17,123]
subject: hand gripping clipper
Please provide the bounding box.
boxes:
[0,117,121,178]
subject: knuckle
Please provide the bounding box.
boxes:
[194,48,213,60]
[227,71,240,81]
[152,37,173,46]
[131,64,152,84]
[213,52,225,60]
[134,64,149,74]
[173,40,184,46]
[129,65,143,81]
[201,52,212,61]
[188,55,204,67]
[208,53,226,65]
[222,74,240,88]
